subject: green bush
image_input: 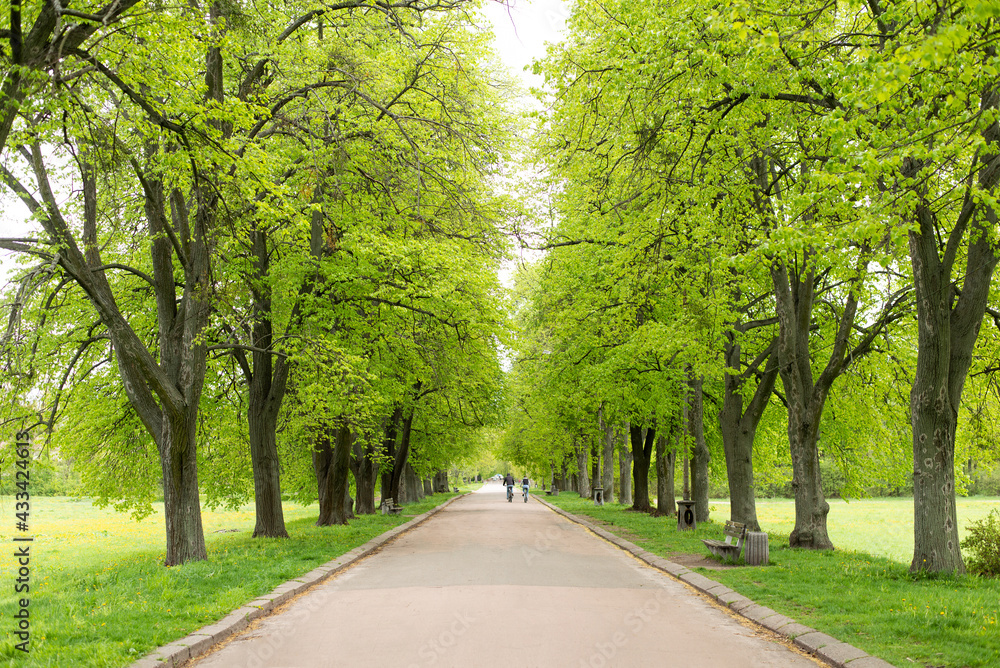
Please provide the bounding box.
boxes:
[820,456,847,498]
[961,509,1000,577]
[0,456,81,496]
[968,465,1000,496]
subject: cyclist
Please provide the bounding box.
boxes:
[502,473,515,502]
[521,476,530,503]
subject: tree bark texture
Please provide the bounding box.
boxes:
[599,408,615,503]
[619,423,632,506]
[159,412,207,565]
[387,404,415,504]
[771,261,848,550]
[591,439,601,494]
[400,461,423,503]
[379,407,402,503]
[313,425,353,526]
[655,434,676,516]
[629,424,655,512]
[906,90,1000,574]
[433,470,449,492]
[245,227,289,538]
[351,436,378,514]
[247,398,288,538]
[718,335,778,532]
[343,482,355,520]
[576,439,590,497]
[313,429,335,525]
[330,426,353,524]
[688,375,710,523]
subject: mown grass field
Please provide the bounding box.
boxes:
[727,496,1000,564]
[544,494,1000,668]
[0,493,460,667]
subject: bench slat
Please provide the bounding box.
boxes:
[702,520,748,561]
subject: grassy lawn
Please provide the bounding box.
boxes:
[743,496,1000,564]
[0,493,458,668]
[542,494,1000,668]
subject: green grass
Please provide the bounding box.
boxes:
[741,496,1000,564]
[542,494,1000,668]
[0,493,457,667]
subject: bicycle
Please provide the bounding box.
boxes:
[506,485,513,502]
[522,486,528,503]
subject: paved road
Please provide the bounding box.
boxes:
[193,485,821,667]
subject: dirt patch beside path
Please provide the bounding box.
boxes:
[667,552,741,571]
[579,515,738,571]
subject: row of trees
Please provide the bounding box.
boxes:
[503,0,1000,574]
[0,0,513,565]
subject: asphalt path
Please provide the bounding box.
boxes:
[192,484,822,667]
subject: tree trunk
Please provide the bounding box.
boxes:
[591,438,600,495]
[313,428,336,526]
[411,465,424,500]
[718,335,778,532]
[159,412,207,565]
[422,477,433,496]
[576,439,590,497]
[907,88,1000,573]
[599,407,615,503]
[400,461,422,503]
[630,424,655,511]
[655,434,676,516]
[245,228,289,538]
[387,406,415,504]
[619,423,632,506]
[247,400,288,538]
[313,425,353,526]
[788,422,830,549]
[343,482,355,520]
[328,425,353,525]
[31,150,213,565]
[380,407,402,504]
[720,421,761,531]
[772,262,842,550]
[433,470,449,492]
[351,436,378,514]
[689,375,710,523]
[908,212,994,573]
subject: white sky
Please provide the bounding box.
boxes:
[482,0,568,84]
[482,0,568,284]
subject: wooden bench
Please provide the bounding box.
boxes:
[702,520,747,561]
[380,498,403,516]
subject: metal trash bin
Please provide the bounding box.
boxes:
[677,500,696,531]
[592,487,604,506]
[744,531,769,566]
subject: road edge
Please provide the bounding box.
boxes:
[533,495,896,668]
[128,493,468,668]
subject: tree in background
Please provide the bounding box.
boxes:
[0,0,514,562]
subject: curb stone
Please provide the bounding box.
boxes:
[533,496,897,668]
[129,493,467,668]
